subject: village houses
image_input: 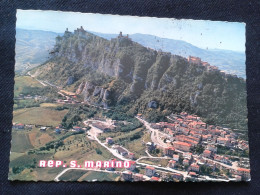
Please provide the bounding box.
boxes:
[145,166,155,177]
[121,171,132,181]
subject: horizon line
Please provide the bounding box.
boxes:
[16,27,245,53]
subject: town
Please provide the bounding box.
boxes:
[13,110,250,182]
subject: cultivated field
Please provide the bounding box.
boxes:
[13,106,68,126]
[11,131,34,153]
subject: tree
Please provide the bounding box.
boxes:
[95,148,102,155]
[200,165,213,175]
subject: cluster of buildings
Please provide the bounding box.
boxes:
[151,112,247,152]
[117,32,131,40]
[121,165,159,181]
[92,122,114,133]
[86,118,117,133]
[121,165,185,182]
[56,95,81,104]
[187,56,237,77]
[14,94,48,101]
[121,170,145,181]
[100,112,250,181]
[12,123,27,130]
[12,122,84,135]
[146,112,250,180]
[112,145,135,160]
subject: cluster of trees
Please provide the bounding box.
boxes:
[12,158,37,175]
[14,99,40,110]
[31,131,85,153]
[190,145,205,155]
[200,165,213,175]
[114,121,142,133]
[19,85,58,99]
[61,105,100,129]
[55,106,69,111]
[95,148,102,155]
[20,86,45,96]
[217,145,249,157]
[114,131,144,146]
[12,164,36,175]
[38,140,64,151]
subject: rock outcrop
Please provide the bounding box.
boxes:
[76,82,85,94]
[66,76,74,85]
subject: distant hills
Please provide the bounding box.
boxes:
[93,32,246,78]
[16,28,245,78]
[15,29,62,72]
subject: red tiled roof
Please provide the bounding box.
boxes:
[123,171,132,175]
[191,164,199,168]
[134,173,143,177]
[189,172,197,176]
[146,166,155,170]
[237,168,250,173]
[129,161,136,165]
[151,176,160,181]
[218,137,229,141]
[204,150,212,154]
[174,141,192,147]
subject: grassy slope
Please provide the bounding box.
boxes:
[59,169,120,181]
[80,171,120,181]
[9,132,116,181]
[14,76,44,97]
[10,131,34,153]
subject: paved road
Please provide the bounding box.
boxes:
[136,117,168,148]
[145,150,153,157]
[89,127,190,178]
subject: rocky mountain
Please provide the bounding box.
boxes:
[31,27,247,130]
[16,29,246,78]
[93,32,246,78]
[15,29,61,72]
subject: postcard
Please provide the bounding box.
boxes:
[9,10,250,182]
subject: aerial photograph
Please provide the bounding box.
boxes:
[9,10,250,182]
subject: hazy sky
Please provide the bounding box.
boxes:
[16,9,245,52]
